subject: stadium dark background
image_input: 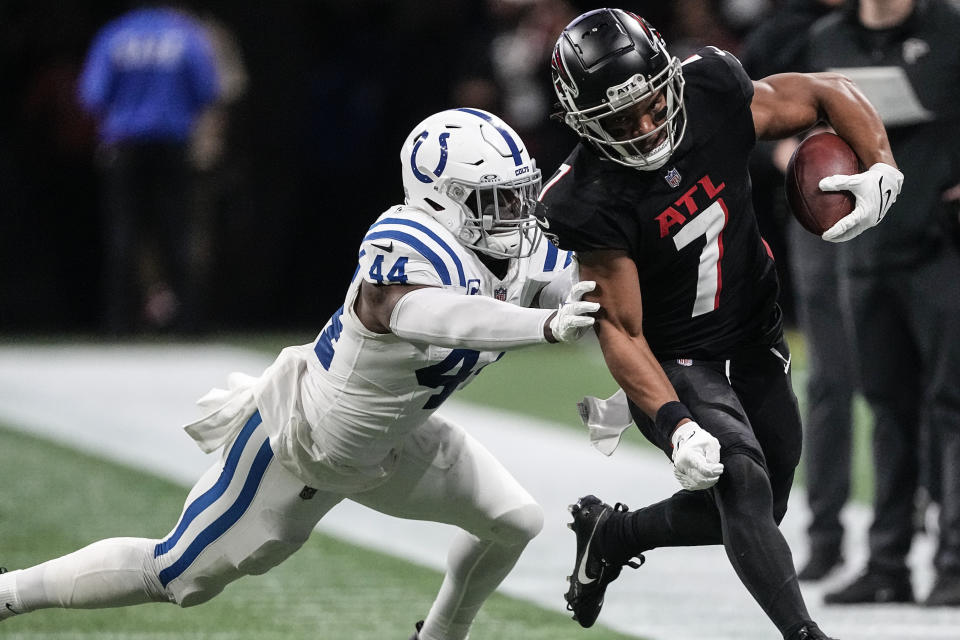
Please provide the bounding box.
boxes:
[0,0,768,335]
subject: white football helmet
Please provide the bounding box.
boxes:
[401,108,541,259]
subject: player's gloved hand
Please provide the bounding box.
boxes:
[671,421,724,491]
[819,162,904,242]
[546,280,599,343]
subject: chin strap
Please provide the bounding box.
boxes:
[476,230,522,257]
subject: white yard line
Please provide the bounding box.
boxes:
[0,344,955,640]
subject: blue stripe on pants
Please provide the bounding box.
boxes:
[155,411,264,558]
[158,438,274,587]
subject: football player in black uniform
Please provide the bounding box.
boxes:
[540,8,903,640]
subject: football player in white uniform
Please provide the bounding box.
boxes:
[0,108,599,640]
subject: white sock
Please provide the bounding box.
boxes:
[420,531,528,640]
[14,537,168,612]
[0,569,25,621]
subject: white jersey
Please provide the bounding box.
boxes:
[186,205,572,493]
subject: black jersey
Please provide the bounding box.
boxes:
[539,47,780,360]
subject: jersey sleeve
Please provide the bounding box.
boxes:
[356,209,468,289]
[529,230,576,280]
[538,156,639,253]
[516,230,578,307]
[682,46,755,117]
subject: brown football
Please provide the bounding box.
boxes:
[784,132,860,236]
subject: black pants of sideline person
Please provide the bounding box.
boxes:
[98,141,201,336]
[846,243,960,578]
[788,221,856,567]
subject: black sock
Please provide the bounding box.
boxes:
[599,454,814,637]
[599,489,722,565]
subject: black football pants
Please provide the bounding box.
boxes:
[601,335,809,636]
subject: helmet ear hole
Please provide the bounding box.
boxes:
[423,197,446,212]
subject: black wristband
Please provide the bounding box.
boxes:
[655,400,693,440]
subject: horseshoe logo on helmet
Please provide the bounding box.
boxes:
[410,131,451,184]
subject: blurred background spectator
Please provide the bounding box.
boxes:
[78,3,220,336]
[451,0,578,177]
[187,11,249,338]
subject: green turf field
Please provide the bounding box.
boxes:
[0,424,642,640]
[0,330,876,638]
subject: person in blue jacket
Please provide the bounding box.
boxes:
[78,4,219,335]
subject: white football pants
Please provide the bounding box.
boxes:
[5,411,542,640]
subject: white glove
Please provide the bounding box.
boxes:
[547,280,599,343]
[819,162,904,242]
[671,421,724,491]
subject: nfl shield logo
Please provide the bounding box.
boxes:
[664,167,682,188]
[494,287,508,301]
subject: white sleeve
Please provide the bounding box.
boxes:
[535,262,579,309]
[389,287,553,350]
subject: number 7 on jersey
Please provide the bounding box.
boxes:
[671,199,728,317]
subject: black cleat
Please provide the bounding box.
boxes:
[824,569,914,604]
[797,547,843,582]
[924,572,960,607]
[563,495,642,628]
[407,620,423,640]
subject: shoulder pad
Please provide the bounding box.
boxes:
[358,207,469,288]
[538,155,633,253]
[682,46,739,67]
[682,46,754,109]
[527,231,575,277]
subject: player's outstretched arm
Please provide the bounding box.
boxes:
[577,250,677,416]
[578,250,722,488]
[353,280,598,350]
[752,72,903,242]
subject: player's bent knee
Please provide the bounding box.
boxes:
[165,554,236,608]
[719,452,775,515]
[237,538,302,576]
[489,502,544,546]
[166,534,307,607]
[721,448,767,483]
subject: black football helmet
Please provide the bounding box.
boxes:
[552,8,686,171]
